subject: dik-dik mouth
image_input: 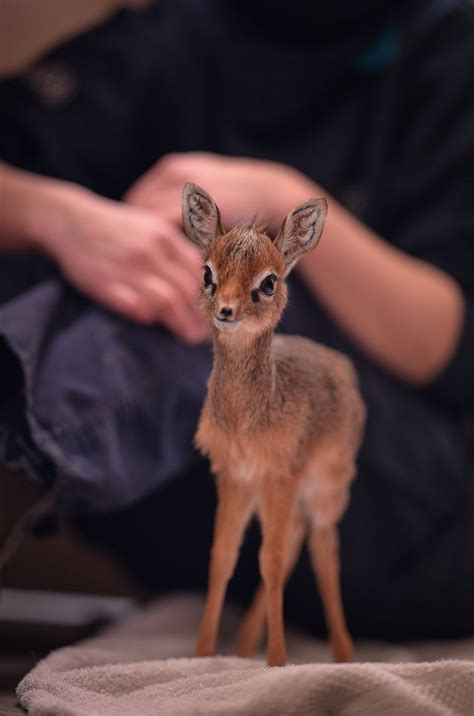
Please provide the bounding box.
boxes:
[213,317,242,332]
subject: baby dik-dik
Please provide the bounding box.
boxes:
[182,183,366,667]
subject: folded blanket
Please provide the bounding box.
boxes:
[17,594,474,715]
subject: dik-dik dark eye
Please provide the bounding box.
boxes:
[203,265,216,293]
[259,274,277,296]
[203,265,213,286]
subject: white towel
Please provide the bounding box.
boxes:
[17,594,474,715]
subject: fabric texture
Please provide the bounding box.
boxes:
[17,594,474,715]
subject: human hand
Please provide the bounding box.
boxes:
[41,186,209,342]
[125,152,315,232]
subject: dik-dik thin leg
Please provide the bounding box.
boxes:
[307,477,353,663]
[258,478,299,667]
[235,509,306,658]
[308,525,353,662]
[195,476,255,657]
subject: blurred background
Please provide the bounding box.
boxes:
[0,469,136,702]
[0,0,150,77]
[1,0,473,711]
[1,5,147,711]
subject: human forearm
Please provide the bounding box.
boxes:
[0,162,84,253]
[297,191,464,385]
[125,152,465,377]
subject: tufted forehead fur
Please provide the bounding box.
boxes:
[182,181,328,276]
[205,224,285,283]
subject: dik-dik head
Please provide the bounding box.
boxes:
[182,183,327,336]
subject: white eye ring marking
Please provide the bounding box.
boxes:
[251,268,278,291]
[259,274,277,296]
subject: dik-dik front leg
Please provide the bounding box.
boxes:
[258,478,299,667]
[236,509,306,658]
[195,475,255,657]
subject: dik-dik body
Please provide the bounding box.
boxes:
[182,183,366,667]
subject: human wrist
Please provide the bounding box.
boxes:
[0,163,92,255]
[34,179,97,259]
[266,164,322,231]
[285,166,323,205]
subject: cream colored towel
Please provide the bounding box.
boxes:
[17,594,474,715]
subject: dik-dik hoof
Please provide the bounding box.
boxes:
[235,635,256,658]
[332,634,354,663]
[236,637,259,659]
[235,614,264,657]
[267,647,287,667]
[194,640,215,658]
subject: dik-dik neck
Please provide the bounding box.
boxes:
[209,328,276,428]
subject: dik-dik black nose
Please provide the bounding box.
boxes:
[219,306,233,319]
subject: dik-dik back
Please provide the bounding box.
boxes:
[182,182,366,666]
[270,335,365,474]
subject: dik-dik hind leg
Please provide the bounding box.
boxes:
[308,525,353,662]
[258,478,299,667]
[195,476,255,657]
[307,472,353,663]
[235,509,306,658]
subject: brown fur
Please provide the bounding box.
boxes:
[182,183,366,666]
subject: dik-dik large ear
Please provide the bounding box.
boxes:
[182,182,224,250]
[274,198,328,273]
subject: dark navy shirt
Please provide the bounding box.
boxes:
[1,0,473,411]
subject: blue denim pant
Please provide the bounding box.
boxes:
[1,256,473,639]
